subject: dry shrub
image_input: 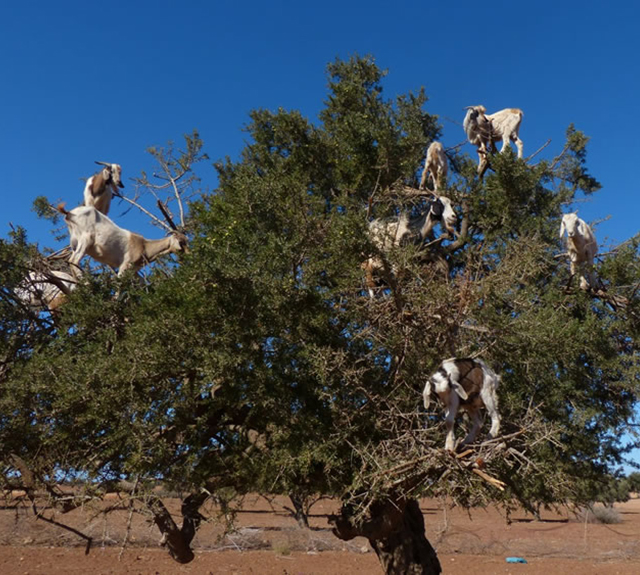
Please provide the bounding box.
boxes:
[576,504,622,524]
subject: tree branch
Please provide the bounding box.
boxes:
[525,138,552,163]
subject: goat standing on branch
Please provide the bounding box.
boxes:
[15,270,77,313]
[463,105,524,174]
[83,162,124,216]
[363,196,457,297]
[560,212,598,290]
[419,142,448,192]
[57,205,188,277]
[423,357,501,452]
[362,211,411,298]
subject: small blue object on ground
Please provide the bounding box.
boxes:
[506,557,528,564]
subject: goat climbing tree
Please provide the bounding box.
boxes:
[1,55,640,574]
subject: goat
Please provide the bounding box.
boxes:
[57,204,188,277]
[420,195,457,240]
[82,161,124,216]
[423,357,501,451]
[463,105,523,174]
[15,270,77,312]
[363,196,457,297]
[419,142,448,192]
[362,211,411,297]
[560,213,598,290]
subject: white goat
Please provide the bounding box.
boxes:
[419,142,448,192]
[83,162,124,216]
[15,270,77,312]
[57,204,188,277]
[559,213,598,290]
[463,105,524,173]
[423,357,501,451]
[363,212,411,297]
[363,196,457,297]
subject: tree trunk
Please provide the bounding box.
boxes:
[330,497,441,575]
[146,492,207,564]
[289,492,310,528]
[369,499,441,575]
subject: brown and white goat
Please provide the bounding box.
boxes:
[15,270,77,312]
[363,196,457,297]
[83,162,124,216]
[423,357,501,451]
[560,213,598,290]
[419,142,448,192]
[463,105,523,174]
[57,204,188,277]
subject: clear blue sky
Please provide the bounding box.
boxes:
[2,1,639,470]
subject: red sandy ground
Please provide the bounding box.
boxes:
[0,493,639,574]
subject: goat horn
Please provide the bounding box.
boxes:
[95,161,111,167]
[157,200,179,231]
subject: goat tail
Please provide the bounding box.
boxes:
[56,203,70,216]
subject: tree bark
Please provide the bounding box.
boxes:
[288,492,310,528]
[146,492,207,564]
[330,497,441,575]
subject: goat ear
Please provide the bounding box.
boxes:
[452,381,468,401]
[559,220,565,238]
[423,381,432,410]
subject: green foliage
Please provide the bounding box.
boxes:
[32,196,60,221]
[319,54,440,197]
[550,124,602,197]
[626,472,640,492]
[31,196,67,242]
[587,474,631,507]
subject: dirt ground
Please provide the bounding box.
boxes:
[0,492,639,575]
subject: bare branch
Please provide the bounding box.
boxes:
[157,200,179,231]
[549,142,571,171]
[116,194,173,232]
[445,138,469,153]
[525,138,552,163]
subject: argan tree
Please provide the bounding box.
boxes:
[1,55,639,574]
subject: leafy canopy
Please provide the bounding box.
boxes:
[1,56,639,528]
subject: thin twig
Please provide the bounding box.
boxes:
[366,169,384,219]
[157,200,179,231]
[116,194,172,232]
[31,508,94,554]
[472,468,506,491]
[525,138,552,163]
[119,476,140,560]
[549,142,571,171]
